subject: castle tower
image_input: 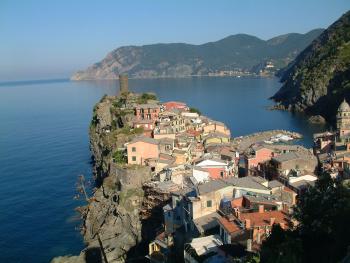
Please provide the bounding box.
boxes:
[337,99,350,137]
[119,74,128,94]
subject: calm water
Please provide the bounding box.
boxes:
[0,77,325,263]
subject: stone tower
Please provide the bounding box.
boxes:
[119,74,128,94]
[337,99,350,137]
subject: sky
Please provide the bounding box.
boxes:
[0,0,349,81]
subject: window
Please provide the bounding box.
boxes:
[220,171,224,178]
[132,156,136,161]
[132,147,136,152]
[207,200,212,207]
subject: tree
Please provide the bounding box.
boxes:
[137,93,157,104]
[260,173,350,263]
[113,150,127,164]
[260,225,302,263]
[189,107,201,115]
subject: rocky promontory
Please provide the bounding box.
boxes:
[272,10,350,124]
[51,93,163,263]
[71,30,323,80]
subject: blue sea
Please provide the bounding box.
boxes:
[0,77,326,263]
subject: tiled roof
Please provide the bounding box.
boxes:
[268,180,284,189]
[224,177,269,191]
[240,210,289,228]
[128,136,159,145]
[198,180,230,195]
[218,217,241,234]
[272,152,301,163]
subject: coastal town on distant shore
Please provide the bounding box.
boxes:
[87,75,350,263]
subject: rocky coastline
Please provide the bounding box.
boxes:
[52,93,306,263]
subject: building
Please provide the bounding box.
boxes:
[134,104,161,121]
[218,206,290,249]
[337,99,350,138]
[203,132,230,147]
[244,144,275,176]
[184,235,223,263]
[126,137,160,165]
[163,101,189,111]
[268,151,317,179]
[194,159,234,179]
[203,121,231,137]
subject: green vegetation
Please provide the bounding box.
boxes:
[73,29,324,80]
[137,93,157,104]
[273,11,350,124]
[113,97,126,108]
[189,107,201,115]
[112,150,127,164]
[116,125,144,136]
[260,173,350,263]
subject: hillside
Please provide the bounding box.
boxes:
[272,11,350,123]
[71,29,323,80]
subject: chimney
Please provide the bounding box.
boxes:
[282,203,288,211]
[245,219,251,229]
[270,217,275,226]
[246,239,252,252]
[235,209,241,219]
[258,205,264,213]
[257,231,261,244]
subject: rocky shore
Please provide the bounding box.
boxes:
[51,94,160,263]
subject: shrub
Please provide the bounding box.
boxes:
[137,93,157,104]
[189,107,201,115]
[113,150,127,164]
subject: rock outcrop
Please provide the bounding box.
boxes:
[272,10,350,124]
[51,94,158,263]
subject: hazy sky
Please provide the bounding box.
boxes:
[1,0,349,81]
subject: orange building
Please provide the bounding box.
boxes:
[126,137,160,165]
[218,206,290,247]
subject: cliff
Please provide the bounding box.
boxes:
[71,30,323,80]
[52,94,161,263]
[272,11,350,123]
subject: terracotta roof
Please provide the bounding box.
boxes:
[240,210,289,229]
[218,217,241,234]
[187,129,202,136]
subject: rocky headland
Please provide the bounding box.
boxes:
[272,10,350,124]
[71,30,323,80]
[51,94,163,263]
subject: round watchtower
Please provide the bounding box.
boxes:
[119,74,128,94]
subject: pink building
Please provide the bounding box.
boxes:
[163,101,188,111]
[134,104,160,121]
[126,137,160,165]
[244,145,274,176]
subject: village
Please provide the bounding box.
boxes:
[99,76,350,263]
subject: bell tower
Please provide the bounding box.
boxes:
[337,99,350,138]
